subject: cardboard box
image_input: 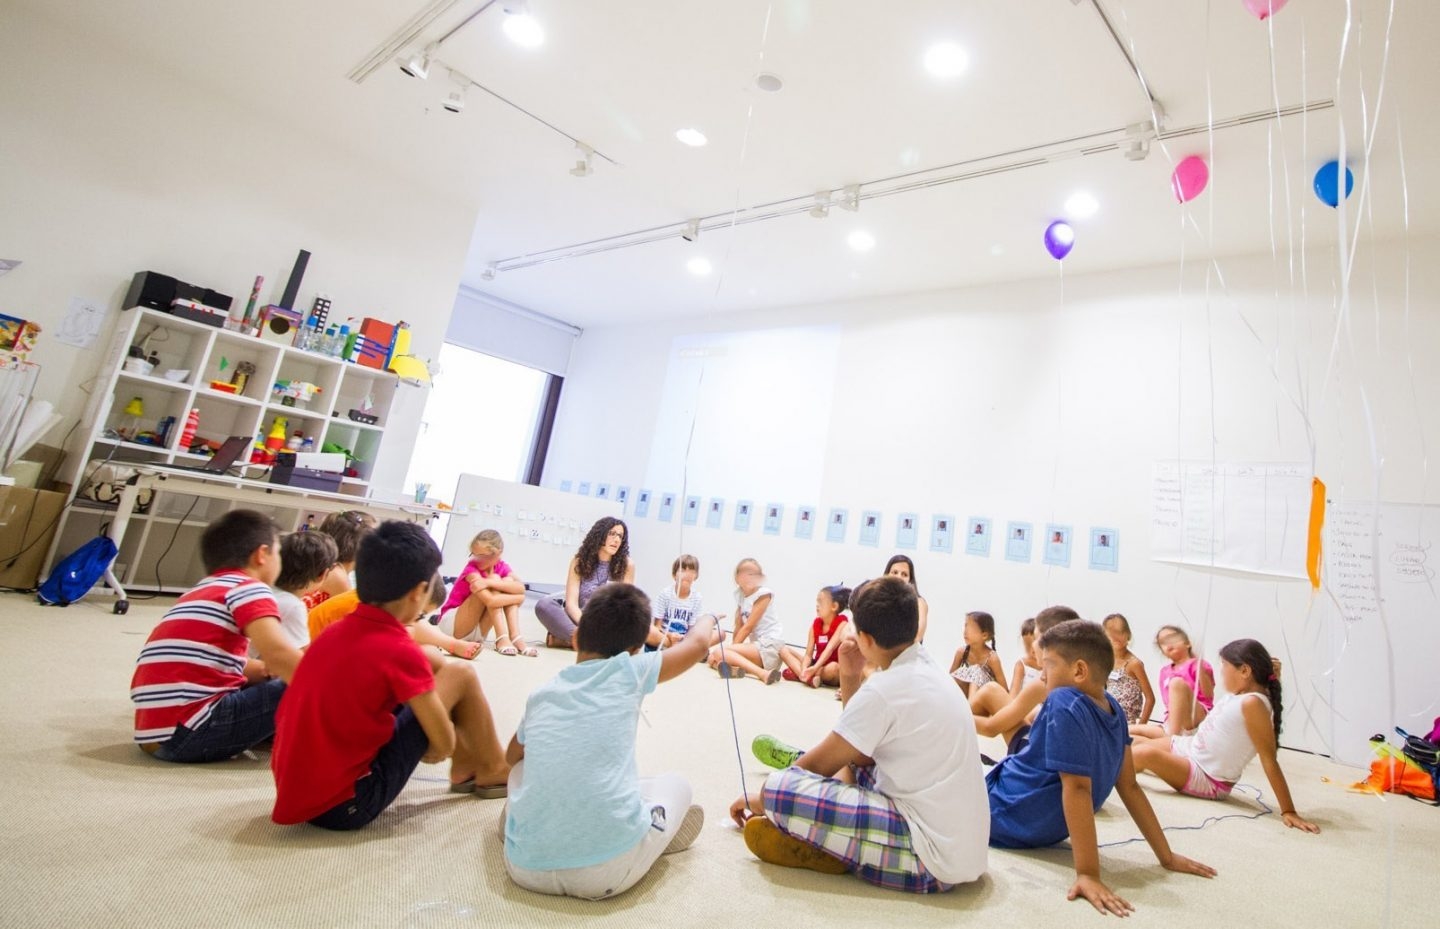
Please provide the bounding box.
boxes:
[0,485,67,590]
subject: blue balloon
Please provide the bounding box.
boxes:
[1313,159,1354,208]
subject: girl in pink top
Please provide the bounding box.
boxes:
[438,530,534,656]
[1130,624,1214,739]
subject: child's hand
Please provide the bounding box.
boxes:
[1161,853,1216,878]
[1068,875,1134,917]
[837,636,865,680]
[729,794,763,828]
[467,575,486,594]
[1281,811,1320,833]
[665,632,682,648]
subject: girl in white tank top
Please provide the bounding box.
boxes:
[1129,639,1320,834]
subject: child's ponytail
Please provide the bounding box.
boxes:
[1220,638,1283,737]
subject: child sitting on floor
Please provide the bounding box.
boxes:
[1103,613,1156,725]
[503,584,715,900]
[733,577,989,894]
[1131,624,1214,738]
[130,509,303,762]
[1007,617,1042,696]
[986,620,1215,915]
[970,605,1079,748]
[271,520,510,830]
[950,610,1005,697]
[438,529,533,657]
[1132,638,1319,833]
[646,554,720,650]
[781,583,850,687]
[249,530,337,655]
[707,558,786,684]
[304,510,377,609]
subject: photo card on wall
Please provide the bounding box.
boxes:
[658,492,676,523]
[1088,527,1119,571]
[826,508,849,543]
[859,511,881,547]
[930,514,955,553]
[895,512,918,550]
[763,503,784,536]
[1043,524,1072,567]
[795,505,816,540]
[559,480,572,493]
[1005,521,1034,563]
[734,500,754,532]
[965,517,992,557]
[706,498,725,529]
[683,495,701,526]
[635,489,652,518]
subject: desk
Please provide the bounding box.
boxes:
[101,467,443,613]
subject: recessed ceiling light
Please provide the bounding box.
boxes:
[923,42,968,79]
[502,14,544,47]
[755,72,784,93]
[686,257,712,276]
[847,230,876,252]
[1064,191,1099,220]
[675,128,707,147]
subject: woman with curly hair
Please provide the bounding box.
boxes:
[535,517,635,649]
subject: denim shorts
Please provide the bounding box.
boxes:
[153,679,286,763]
[307,707,431,831]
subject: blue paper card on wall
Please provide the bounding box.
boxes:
[683,495,701,526]
[734,500,754,532]
[795,505,816,540]
[965,517,992,556]
[706,498,724,529]
[1089,527,1119,571]
[560,480,573,493]
[616,487,630,514]
[595,483,610,499]
[826,508,849,543]
[763,503,783,536]
[578,482,591,496]
[1043,524,1072,567]
[658,492,676,523]
[635,489,652,518]
[895,512,919,550]
[930,514,955,553]
[859,511,882,547]
[1005,522,1034,563]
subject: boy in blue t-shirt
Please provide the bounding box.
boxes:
[986,620,1215,916]
[503,583,716,900]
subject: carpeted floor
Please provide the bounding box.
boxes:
[0,589,1429,928]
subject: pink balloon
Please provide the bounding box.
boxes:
[1171,155,1210,203]
[1242,0,1289,20]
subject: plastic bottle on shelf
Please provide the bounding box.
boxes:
[286,431,304,452]
[337,324,351,360]
[300,437,316,453]
[342,320,359,362]
[177,408,200,452]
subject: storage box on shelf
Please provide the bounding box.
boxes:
[47,305,406,592]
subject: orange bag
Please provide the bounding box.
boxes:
[1352,753,1437,802]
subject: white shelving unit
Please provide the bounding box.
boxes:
[49,306,406,592]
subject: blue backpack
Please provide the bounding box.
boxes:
[37,536,118,607]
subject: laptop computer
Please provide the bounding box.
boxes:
[167,435,251,475]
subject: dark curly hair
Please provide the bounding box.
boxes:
[576,516,629,582]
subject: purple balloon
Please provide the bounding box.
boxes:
[1044,220,1075,261]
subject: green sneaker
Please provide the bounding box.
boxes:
[752,734,803,769]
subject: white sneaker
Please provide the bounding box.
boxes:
[664,804,704,854]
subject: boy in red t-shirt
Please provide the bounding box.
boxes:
[271,521,510,829]
[130,509,302,762]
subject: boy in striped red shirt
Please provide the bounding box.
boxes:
[129,509,303,762]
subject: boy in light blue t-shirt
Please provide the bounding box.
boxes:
[503,583,716,900]
[986,619,1215,916]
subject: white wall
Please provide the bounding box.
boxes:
[0,5,477,493]
[544,239,1440,756]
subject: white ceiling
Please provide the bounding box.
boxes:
[25,0,1439,328]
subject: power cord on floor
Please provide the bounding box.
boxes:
[127,494,201,600]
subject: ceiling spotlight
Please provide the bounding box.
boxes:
[809,191,831,219]
[442,87,465,114]
[675,128,708,147]
[847,230,876,252]
[755,72,784,93]
[1064,191,1099,220]
[681,219,701,242]
[502,2,544,48]
[480,263,497,281]
[569,143,594,177]
[923,42,969,80]
[400,45,434,79]
[686,257,712,276]
[838,184,861,212]
[1124,138,1150,161]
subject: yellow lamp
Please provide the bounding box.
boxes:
[120,396,145,441]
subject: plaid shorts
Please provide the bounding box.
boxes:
[762,766,954,894]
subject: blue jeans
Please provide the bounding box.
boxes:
[307,707,431,831]
[152,679,286,763]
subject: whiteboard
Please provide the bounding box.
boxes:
[443,474,623,587]
[1324,501,1440,765]
[1150,461,1312,578]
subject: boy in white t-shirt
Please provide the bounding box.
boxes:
[646,554,721,650]
[729,576,989,893]
[250,530,338,657]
